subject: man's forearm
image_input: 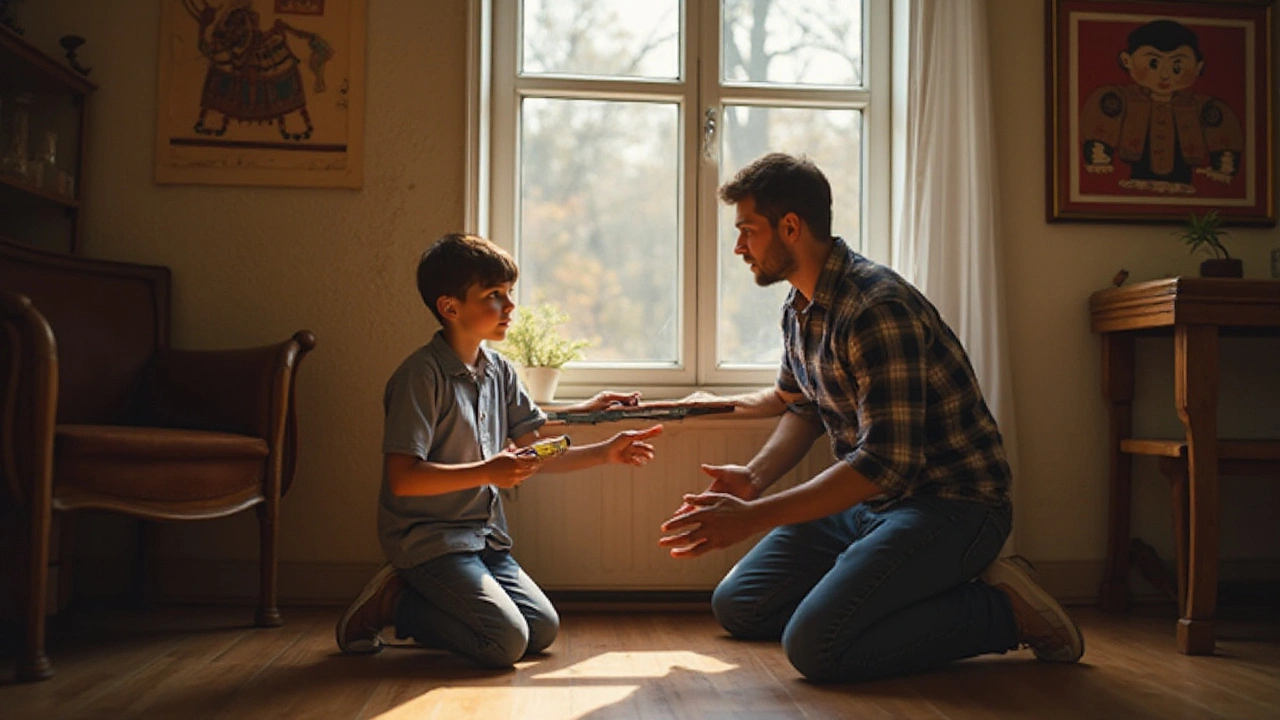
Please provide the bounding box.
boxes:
[746,410,825,494]
[725,387,788,418]
[752,459,883,530]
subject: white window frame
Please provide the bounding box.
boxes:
[467,0,891,396]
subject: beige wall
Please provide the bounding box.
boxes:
[22,1,1279,598]
[22,1,469,573]
[989,0,1280,568]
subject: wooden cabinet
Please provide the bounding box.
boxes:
[0,26,95,254]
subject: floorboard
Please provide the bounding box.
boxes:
[2,603,1277,719]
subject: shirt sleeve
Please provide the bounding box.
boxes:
[840,300,928,495]
[382,365,438,459]
[498,357,547,440]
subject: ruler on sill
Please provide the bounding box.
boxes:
[544,400,737,425]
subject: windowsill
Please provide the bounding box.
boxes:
[542,385,784,433]
[547,413,783,435]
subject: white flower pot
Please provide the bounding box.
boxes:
[521,366,561,404]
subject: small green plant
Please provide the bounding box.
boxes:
[1175,210,1231,259]
[494,302,589,369]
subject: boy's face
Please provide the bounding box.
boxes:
[1121,45,1203,95]
[443,281,516,342]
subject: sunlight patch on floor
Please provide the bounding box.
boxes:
[373,685,638,720]
[371,650,738,719]
[534,650,737,679]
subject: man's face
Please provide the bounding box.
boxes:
[1121,45,1203,95]
[733,197,796,287]
[448,281,516,342]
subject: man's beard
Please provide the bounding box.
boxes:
[750,235,797,286]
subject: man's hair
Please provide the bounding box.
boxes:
[718,153,833,241]
[417,233,519,323]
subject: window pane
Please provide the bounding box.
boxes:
[522,0,680,80]
[722,0,863,87]
[717,105,862,367]
[519,98,680,365]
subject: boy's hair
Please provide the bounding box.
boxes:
[718,153,833,242]
[1126,19,1202,61]
[417,233,519,323]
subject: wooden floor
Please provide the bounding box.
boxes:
[2,603,1278,719]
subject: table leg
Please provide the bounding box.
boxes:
[1174,323,1220,655]
[1099,333,1134,612]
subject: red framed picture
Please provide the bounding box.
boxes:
[1047,0,1275,224]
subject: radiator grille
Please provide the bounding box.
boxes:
[505,419,833,590]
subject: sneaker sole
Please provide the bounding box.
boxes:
[982,557,1085,663]
[336,564,397,654]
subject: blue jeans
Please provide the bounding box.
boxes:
[712,495,1017,682]
[394,547,559,669]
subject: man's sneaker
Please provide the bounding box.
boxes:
[336,564,404,654]
[981,556,1084,663]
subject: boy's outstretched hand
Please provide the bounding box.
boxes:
[558,391,642,413]
[605,424,663,466]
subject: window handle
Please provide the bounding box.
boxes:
[701,107,718,163]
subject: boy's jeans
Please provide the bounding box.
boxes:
[711,494,1018,682]
[395,546,559,668]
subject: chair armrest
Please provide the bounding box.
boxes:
[141,331,316,495]
[0,290,58,507]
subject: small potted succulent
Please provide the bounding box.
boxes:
[493,301,589,403]
[1175,210,1242,278]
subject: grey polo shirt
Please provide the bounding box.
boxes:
[377,331,546,569]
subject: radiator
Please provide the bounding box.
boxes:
[504,418,835,590]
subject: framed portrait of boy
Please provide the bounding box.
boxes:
[1046,0,1275,224]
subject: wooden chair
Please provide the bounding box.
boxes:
[0,239,316,682]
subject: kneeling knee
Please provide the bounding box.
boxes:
[711,583,765,639]
[525,610,560,656]
[781,617,845,683]
[473,623,530,669]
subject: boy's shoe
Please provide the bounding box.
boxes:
[336,564,404,654]
[981,556,1085,663]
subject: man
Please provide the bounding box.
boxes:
[659,153,1082,682]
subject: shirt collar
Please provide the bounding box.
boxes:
[426,331,493,380]
[788,236,852,313]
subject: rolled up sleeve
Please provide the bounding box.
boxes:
[840,301,928,495]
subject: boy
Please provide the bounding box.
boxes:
[337,232,662,668]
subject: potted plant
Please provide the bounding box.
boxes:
[1175,210,1242,278]
[493,301,589,403]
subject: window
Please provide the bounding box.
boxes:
[471,0,889,392]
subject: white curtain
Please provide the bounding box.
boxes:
[891,0,1020,496]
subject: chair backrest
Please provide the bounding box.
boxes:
[0,239,170,424]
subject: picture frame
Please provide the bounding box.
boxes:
[154,0,365,188]
[1046,0,1275,224]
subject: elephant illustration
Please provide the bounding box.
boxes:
[183,0,334,141]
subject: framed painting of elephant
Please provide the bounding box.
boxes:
[155,0,365,188]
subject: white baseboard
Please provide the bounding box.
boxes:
[68,556,1280,608]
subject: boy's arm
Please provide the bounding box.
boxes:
[510,424,663,473]
[385,451,540,497]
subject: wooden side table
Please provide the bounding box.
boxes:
[1089,277,1280,655]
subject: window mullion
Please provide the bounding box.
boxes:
[693,0,722,386]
